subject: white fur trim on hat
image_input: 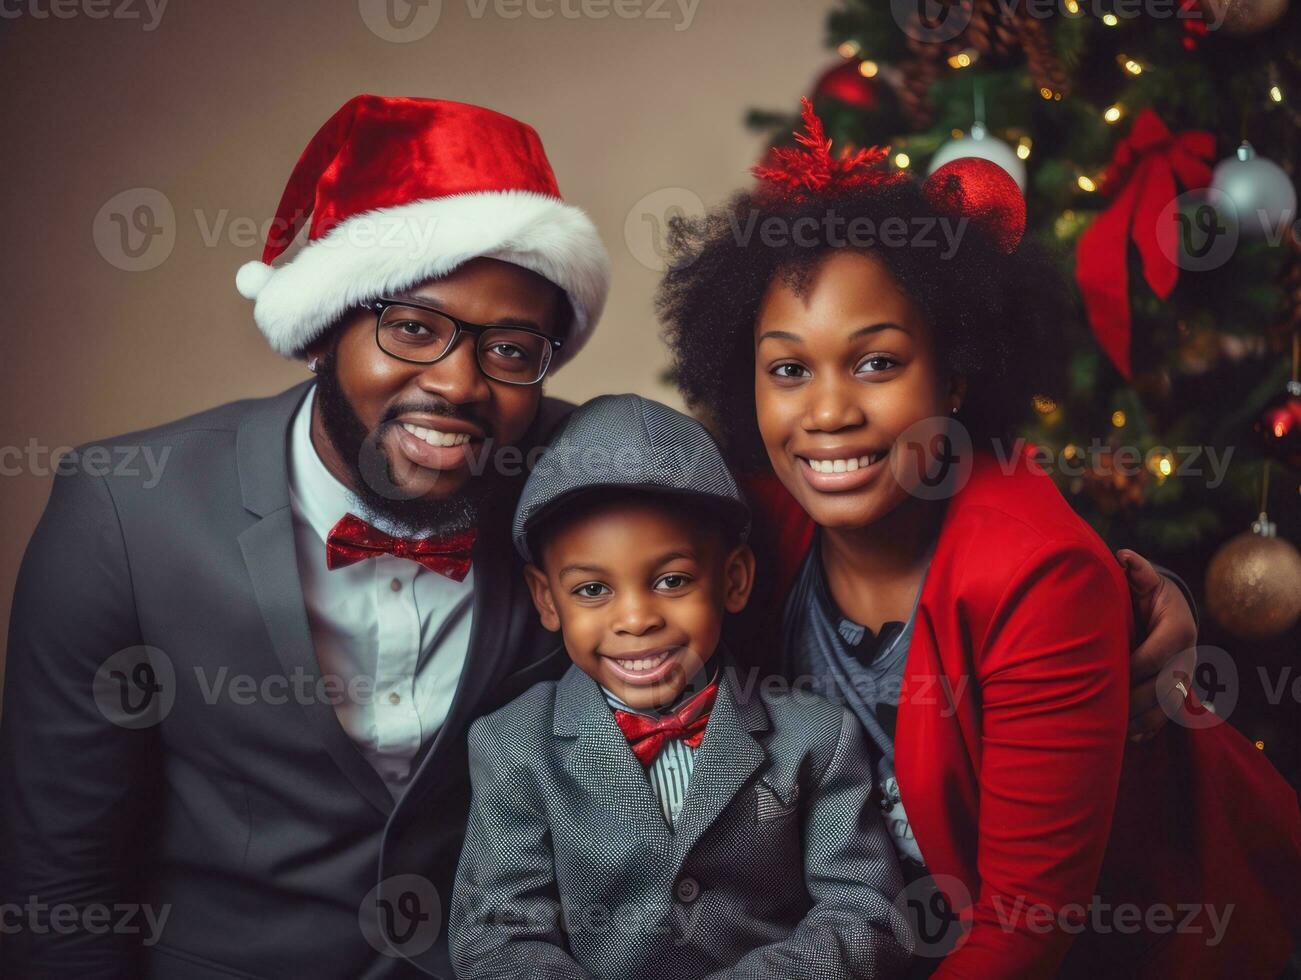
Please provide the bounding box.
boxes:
[239,190,610,366]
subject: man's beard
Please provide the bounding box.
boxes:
[313,353,514,537]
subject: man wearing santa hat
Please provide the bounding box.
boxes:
[0,94,1196,979]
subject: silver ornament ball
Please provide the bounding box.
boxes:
[1210,141,1297,242]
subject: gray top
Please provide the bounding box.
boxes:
[783,534,929,876]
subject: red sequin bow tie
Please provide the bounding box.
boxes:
[324,513,475,582]
[613,681,718,766]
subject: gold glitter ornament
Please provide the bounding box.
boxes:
[1205,514,1301,640]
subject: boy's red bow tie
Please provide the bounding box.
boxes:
[613,681,718,766]
[324,513,475,581]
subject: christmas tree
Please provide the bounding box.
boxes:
[750,0,1301,784]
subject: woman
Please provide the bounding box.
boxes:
[657,103,1301,977]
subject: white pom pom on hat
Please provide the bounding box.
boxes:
[235,261,274,300]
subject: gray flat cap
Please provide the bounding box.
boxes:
[512,394,750,562]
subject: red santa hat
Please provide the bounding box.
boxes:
[236,94,610,366]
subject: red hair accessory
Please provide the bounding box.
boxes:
[923,157,1026,255]
[752,97,902,199]
[754,100,1025,255]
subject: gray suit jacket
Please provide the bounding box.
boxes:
[449,659,913,980]
[1,380,575,979]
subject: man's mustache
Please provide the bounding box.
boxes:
[379,399,495,440]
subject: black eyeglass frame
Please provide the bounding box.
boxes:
[368,297,565,386]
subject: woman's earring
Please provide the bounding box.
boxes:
[951,404,959,416]
[307,357,319,374]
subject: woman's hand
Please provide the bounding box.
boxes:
[1117,549,1198,743]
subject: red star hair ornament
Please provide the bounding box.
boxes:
[752,97,903,200]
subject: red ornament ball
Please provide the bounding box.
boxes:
[812,60,878,111]
[923,157,1026,254]
[1254,381,1301,469]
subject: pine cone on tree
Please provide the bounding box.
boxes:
[1272,224,1301,354]
[899,0,1068,126]
[899,0,969,127]
[967,0,1019,57]
[900,52,948,128]
[1015,7,1070,96]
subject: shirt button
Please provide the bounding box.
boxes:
[674,876,700,904]
[388,692,402,705]
[390,578,402,592]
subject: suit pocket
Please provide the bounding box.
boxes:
[754,778,800,822]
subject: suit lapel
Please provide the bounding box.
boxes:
[554,665,675,859]
[236,381,393,816]
[397,513,522,809]
[669,662,769,865]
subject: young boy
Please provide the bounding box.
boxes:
[448,394,912,980]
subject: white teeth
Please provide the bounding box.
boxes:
[806,453,879,474]
[619,651,670,671]
[401,423,470,447]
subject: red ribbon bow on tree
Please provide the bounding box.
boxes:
[613,681,718,766]
[1075,108,1215,379]
[325,513,476,582]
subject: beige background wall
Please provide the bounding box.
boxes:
[0,0,840,671]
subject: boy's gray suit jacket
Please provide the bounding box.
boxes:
[449,659,913,980]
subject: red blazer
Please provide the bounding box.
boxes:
[744,452,1301,978]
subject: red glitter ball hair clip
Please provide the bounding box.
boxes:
[924,157,1025,254]
[752,97,903,199]
[753,98,1025,254]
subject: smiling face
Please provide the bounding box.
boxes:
[753,250,961,531]
[523,495,754,712]
[306,256,565,529]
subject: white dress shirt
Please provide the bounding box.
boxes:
[287,385,474,800]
